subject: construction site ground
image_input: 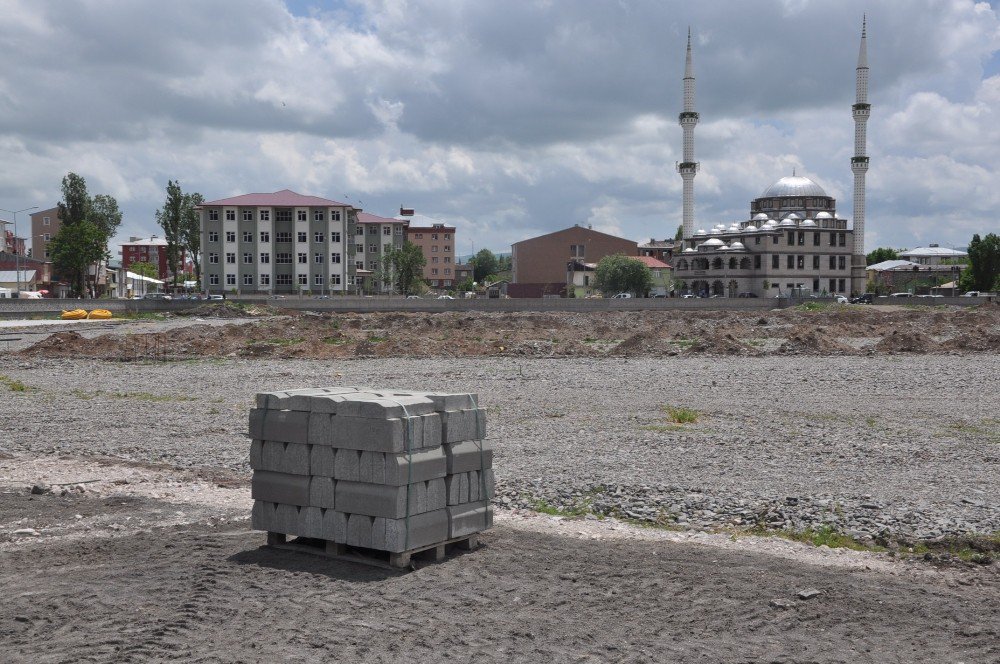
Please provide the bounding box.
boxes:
[1,303,998,663]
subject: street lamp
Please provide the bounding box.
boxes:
[0,206,39,294]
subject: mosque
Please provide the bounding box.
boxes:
[671,20,870,297]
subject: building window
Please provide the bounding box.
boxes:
[394,226,403,236]
[754,236,760,245]
[298,274,308,285]
[209,274,219,285]
[43,217,50,226]
[368,226,378,235]
[297,253,307,264]
[260,274,270,286]
[356,226,364,236]
[243,274,254,286]
[276,253,292,264]
[209,210,219,221]
[260,252,270,264]
[260,210,271,221]
[331,232,341,243]
[829,256,836,270]
[432,245,438,253]
[243,252,252,264]
[368,261,378,270]
[313,211,324,222]
[838,256,846,270]
[444,257,451,263]
[414,233,423,239]
[260,231,270,243]
[297,210,307,222]
[838,278,846,293]
[432,257,439,264]
[226,274,236,285]
[830,278,837,293]
[838,233,846,247]
[797,256,804,269]
[297,231,307,243]
[444,268,451,275]
[444,245,451,252]
[314,232,324,243]
[226,253,236,264]
[432,233,439,240]
[754,255,761,269]
[772,255,779,269]
[209,231,219,242]
[355,261,364,270]
[431,268,439,275]
[276,210,292,222]
[813,278,820,292]
[787,255,794,269]
[276,274,292,285]
[813,232,820,246]
[314,274,324,286]
[209,252,219,264]
[242,231,253,242]
[383,226,391,236]
[225,231,236,243]
[243,210,253,221]
[812,256,819,269]
[331,252,341,264]
[797,232,804,246]
[226,210,236,221]
[331,210,341,222]
[314,253,323,264]
[787,231,795,245]
[331,274,341,285]
[570,244,585,257]
[355,243,364,254]
[44,250,50,258]
[383,243,392,253]
[444,280,452,287]
[347,275,355,286]
[275,232,291,243]
[444,233,451,240]
[829,233,836,246]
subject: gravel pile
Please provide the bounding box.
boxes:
[1,354,997,544]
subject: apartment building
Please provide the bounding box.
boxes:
[355,212,410,292]
[406,223,456,288]
[120,235,185,281]
[30,207,60,260]
[199,189,357,295]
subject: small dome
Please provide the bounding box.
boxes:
[801,219,817,227]
[815,211,833,219]
[682,247,697,253]
[694,228,707,235]
[743,223,757,231]
[730,241,746,251]
[753,212,769,221]
[779,218,796,227]
[784,212,801,220]
[702,238,724,247]
[718,245,731,251]
[728,224,740,232]
[761,175,828,198]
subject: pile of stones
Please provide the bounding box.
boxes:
[249,387,493,557]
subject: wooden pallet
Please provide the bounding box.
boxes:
[265,532,480,570]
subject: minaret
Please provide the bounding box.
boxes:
[677,28,699,244]
[850,16,870,288]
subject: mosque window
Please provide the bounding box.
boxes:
[787,256,794,269]
[829,234,836,246]
[797,232,805,246]
[838,233,846,247]
[772,255,779,269]
[813,233,820,246]
[829,256,837,270]
[797,256,805,269]
[754,255,761,269]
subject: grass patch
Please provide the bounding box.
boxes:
[946,420,1000,443]
[797,301,831,312]
[750,525,883,552]
[117,311,168,321]
[367,335,387,343]
[263,337,304,347]
[0,375,31,392]
[321,335,349,345]
[663,405,699,424]
[669,338,697,348]
[529,497,592,517]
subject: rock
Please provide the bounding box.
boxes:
[30,483,51,495]
[769,598,795,610]
[13,528,40,536]
[797,588,822,600]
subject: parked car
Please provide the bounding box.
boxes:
[850,293,874,304]
[406,295,422,300]
[962,291,982,297]
[208,294,224,300]
[736,292,758,298]
[611,293,632,299]
[437,295,455,300]
[889,292,913,298]
[143,293,171,301]
[651,293,666,298]
[834,295,849,304]
[680,294,695,299]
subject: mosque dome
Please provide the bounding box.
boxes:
[760,176,828,198]
[702,238,724,247]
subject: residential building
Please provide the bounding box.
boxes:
[634,255,672,296]
[120,235,185,281]
[356,212,410,292]
[567,255,671,298]
[199,189,356,295]
[453,263,473,285]
[406,222,457,289]
[672,20,869,296]
[866,259,965,295]
[29,207,60,260]
[0,253,54,293]
[898,245,967,266]
[638,238,675,264]
[511,225,638,297]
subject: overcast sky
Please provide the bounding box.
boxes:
[1,0,998,257]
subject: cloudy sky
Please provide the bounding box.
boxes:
[1,0,998,258]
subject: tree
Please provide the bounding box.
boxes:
[471,248,499,282]
[52,172,120,297]
[386,241,427,295]
[964,233,1000,292]
[594,254,653,296]
[866,247,899,265]
[180,192,204,280]
[675,224,684,242]
[49,220,105,296]
[456,276,475,293]
[130,261,158,279]
[155,181,185,284]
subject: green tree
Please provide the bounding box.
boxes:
[964,233,1000,292]
[594,254,653,296]
[456,276,475,292]
[386,241,427,295]
[155,181,185,284]
[57,173,90,228]
[471,248,499,282]
[130,261,158,278]
[49,220,105,296]
[90,194,122,253]
[866,247,899,265]
[675,224,684,242]
[180,192,204,280]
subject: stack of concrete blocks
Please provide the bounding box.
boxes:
[249,387,493,563]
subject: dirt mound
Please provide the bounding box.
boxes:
[940,330,1000,352]
[26,331,85,352]
[874,329,936,353]
[778,327,858,355]
[686,332,757,355]
[174,302,277,318]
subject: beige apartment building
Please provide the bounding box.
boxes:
[30,207,61,260]
[406,223,457,288]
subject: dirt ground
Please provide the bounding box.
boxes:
[14,301,1000,359]
[2,484,998,664]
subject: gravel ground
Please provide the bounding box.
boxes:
[1,353,997,545]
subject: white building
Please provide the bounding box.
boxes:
[898,245,967,266]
